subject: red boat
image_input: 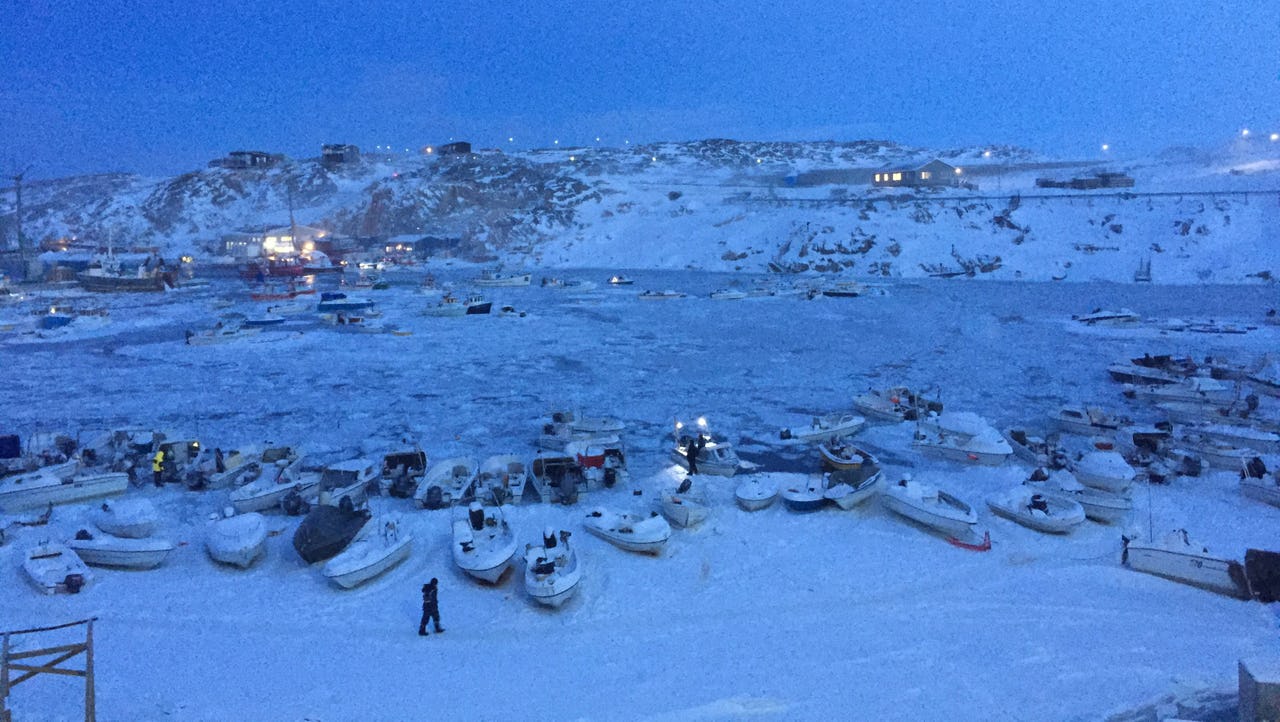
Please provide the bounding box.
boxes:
[239,257,308,281]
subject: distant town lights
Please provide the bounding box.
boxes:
[982,150,992,158]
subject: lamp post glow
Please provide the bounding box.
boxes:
[1271,133,1279,142]
[1101,143,1110,152]
[1242,128,1250,137]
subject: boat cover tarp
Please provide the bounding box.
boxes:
[293,503,370,564]
[1245,549,1280,603]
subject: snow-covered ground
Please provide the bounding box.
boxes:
[2,269,1278,721]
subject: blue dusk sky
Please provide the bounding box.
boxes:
[2,0,1276,178]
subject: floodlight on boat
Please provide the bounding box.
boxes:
[696,417,707,428]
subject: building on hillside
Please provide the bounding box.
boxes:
[1036,171,1135,190]
[209,150,285,170]
[220,231,266,259]
[436,141,472,156]
[321,144,361,166]
[871,159,963,188]
[262,224,329,255]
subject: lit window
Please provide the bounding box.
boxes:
[920,171,931,180]
[874,174,880,182]
[892,172,902,181]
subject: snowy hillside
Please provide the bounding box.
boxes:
[3,139,1279,283]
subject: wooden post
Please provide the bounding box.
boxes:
[84,620,94,722]
[1,631,10,722]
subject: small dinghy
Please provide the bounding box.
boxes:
[881,476,979,539]
[68,528,175,569]
[823,463,883,510]
[660,477,710,528]
[293,499,371,564]
[322,516,413,589]
[206,509,268,569]
[24,541,93,594]
[583,507,671,555]
[92,498,158,539]
[780,474,827,513]
[451,502,518,584]
[524,528,582,608]
[734,475,779,511]
[985,486,1086,534]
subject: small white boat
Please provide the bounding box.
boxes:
[1176,434,1251,471]
[0,469,129,512]
[709,288,748,301]
[986,487,1086,534]
[912,412,1012,466]
[1123,529,1248,599]
[229,462,319,514]
[91,498,158,538]
[823,463,883,510]
[323,517,414,589]
[67,529,175,569]
[451,502,519,584]
[416,456,477,508]
[1073,308,1141,326]
[1035,470,1132,524]
[1068,450,1135,493]
[542,278,597,293]
[660,478,710,528]
[1107,362,1182,386]
[524,528,582,608]
[584,508,671,555]
[671,434,743,477]
[472,270,532,287]
[476,454,534,504]
[852,386,939,423]
[607,275,635,286]
[780,474,827,513]
[206,510,268,569]
[778,413,865,443]
[817,440,878,472]
[24,542,93,594]
[638,289,686,300]
[734,475,779,511]
[316,458,379,508]
[1004,428,1060,467]
[1124,377,1239,407]
[185,315,263,345]
[421,294,469,317]
[1193,424,1280,454]
[1051,406,1127,436]
[881,477,979,539]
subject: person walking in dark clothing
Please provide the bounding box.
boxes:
[418,578,443,636]
[684,440,698,475]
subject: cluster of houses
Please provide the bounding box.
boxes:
[1035,171,1135,190]
[208,141,472,171]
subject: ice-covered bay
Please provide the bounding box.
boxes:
[1,271,1277,720]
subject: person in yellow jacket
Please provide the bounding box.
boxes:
[152,449,166,487]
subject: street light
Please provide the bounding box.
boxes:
[1271,133,1279,142]
[1242,128,1251,137]
[1101,143,1110,152]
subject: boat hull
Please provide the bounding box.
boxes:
[323,536,413,589]
[661,494,709,528]
[1241,478,1280,508]
[734,478,778,511]
[68,537,175,570]
[881,491,976,538]
[0,471,129,512]
[1125,545,1247,598]
[24,544,94,594]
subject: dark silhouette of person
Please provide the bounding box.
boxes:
[685,440,698,475]
[214,448,226,474]
[418,578,443,636]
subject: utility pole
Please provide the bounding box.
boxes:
[11,170,27,281]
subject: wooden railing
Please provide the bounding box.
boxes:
[1,617,97,722]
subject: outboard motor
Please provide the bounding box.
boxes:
[677,478,692,494]
[603,467,618,488]
[75,528,94,541]
[63,573,85,594]
[1243,457,1268,480]
[423,485,445,510]
[281,488,311,516]
[469,502,485,531]
[543,528,557,549]
[1028,467,1049,483]
[388,475,415,499]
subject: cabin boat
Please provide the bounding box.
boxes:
[911,412,1012,466]
[1073,308,1141,326]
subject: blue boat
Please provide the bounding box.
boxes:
[317,292,374,313]
[780,475,828,512]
